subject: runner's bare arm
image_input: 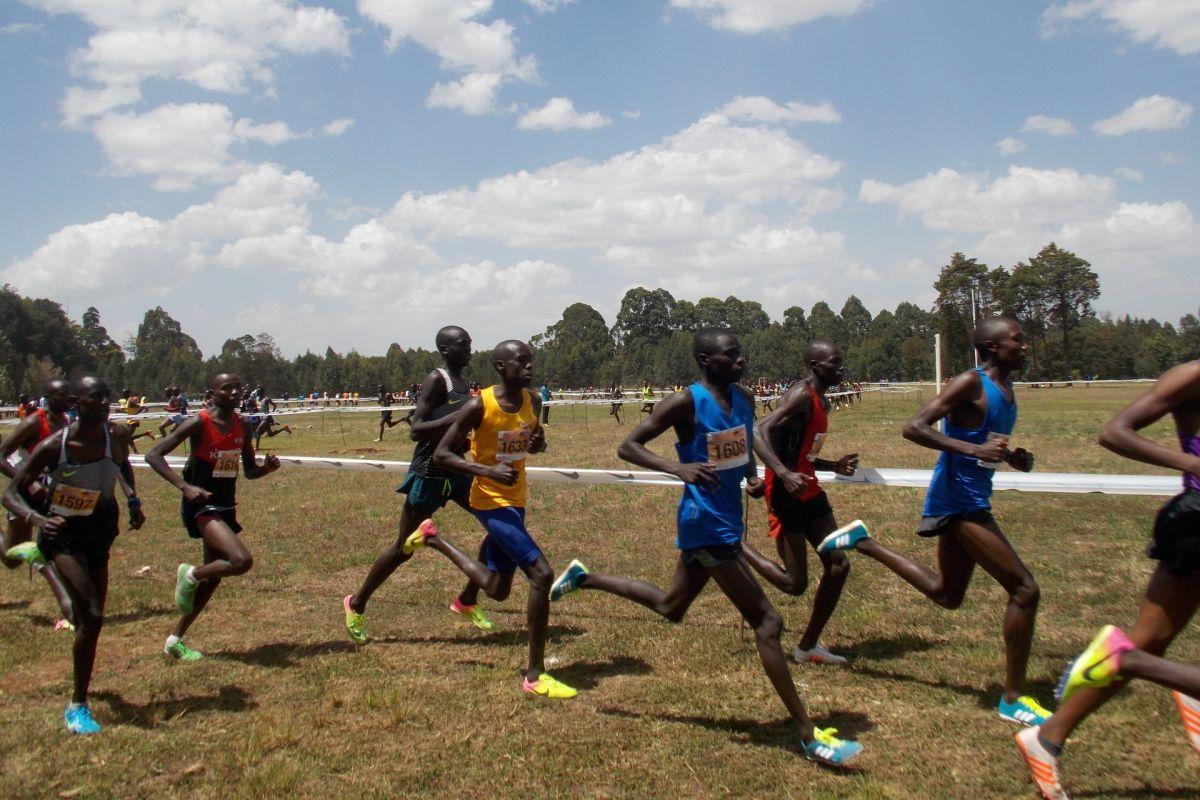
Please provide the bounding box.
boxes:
[618,390,717,488]
[0,415,41,481]
[109,423,145,529]
[735,385,765,497]
[243,420,279,479]
[431,396,512,483]
[903,370,1007,462]
[529,393,547,454]
[144,414,208,497]
[1099,360,1200,474]
[2,436,63,531]
[409,370,456,441]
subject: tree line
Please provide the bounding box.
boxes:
[2,243,1197,401]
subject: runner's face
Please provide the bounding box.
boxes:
[496,345,534,387]
[811,347,845,387]
[992,323,1028,370]
[46,385,72,414]
[443,333,473,368]
[703,337,746,384]
[212,377,243,409]
[74,380,111,423]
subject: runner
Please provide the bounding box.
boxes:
[252,415,292,450]
[609,385,624,425]
[344,326,488,641]
[118,390,155,453]
[639,384,654,415]
[2,378,77,628]
[1016,359,1200,800]
[820,316,1048,726]
[539,383,551,425]
[145,372,280,661]
[741,341,860,666]
[550,329,862,763]
[157,386,189,437]
[403,339,576,699]
[2,374,144,733]
[376,383,402,442]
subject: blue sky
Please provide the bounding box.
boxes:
[1,0,1197,356]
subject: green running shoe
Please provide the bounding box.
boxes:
[343,594,367,644]
[164,639,203,661]
[175,563,198,614]
[449,597,494,630]
[6,541,46,566]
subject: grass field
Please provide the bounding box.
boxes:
[1,385,1196,799]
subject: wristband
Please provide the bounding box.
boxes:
[127,496,142,507]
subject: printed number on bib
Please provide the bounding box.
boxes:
[49,484,100,517]
[212,450,241,479]
[706,426,749,470]
[496,427,533,464]
[806,432,827,462]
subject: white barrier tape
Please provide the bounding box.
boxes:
[127,456,1181,496]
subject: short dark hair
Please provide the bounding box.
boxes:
[692,328,737,359]
[972,316,1019,359]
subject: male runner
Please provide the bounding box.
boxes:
[118,390,155,453]
[1016,359,1200,800]
[821,317,1047,725]
[741,341,859,666]
[2,378,77,627]
[158,387,189,437]
[550,329,862,763]
[145,372,279,660]
[344,326,489,641]
[3,374,144,733]
[609,385,624,424]
[376,384,402,442]
[403,339,575,699]
[640,384,654,415]
[539,383,551,425]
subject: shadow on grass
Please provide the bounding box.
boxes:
[93,685,255,728]
[0,599,31,611]
[601,706,874,758]
[843,633,943,660]
[550,655,652,689]
[376,624,584,649]
[1074,787,1200,798]
[850,665,1058,709]
[107,605,175,624]
[214,639,359,668]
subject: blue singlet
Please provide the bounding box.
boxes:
[923,367,1017,517]
[675,382,755,550]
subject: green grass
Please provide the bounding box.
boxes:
[1,385,1195,799]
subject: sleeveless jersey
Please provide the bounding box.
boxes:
[23,408,64,455]
[182,410,246,509]
[765,388,828,503]
[675,382,754,550]
[44,425,122,517]
[1181,363,1200,492]
[923,368,1017,516]
[410,368,471,479]
[469,386,537,510]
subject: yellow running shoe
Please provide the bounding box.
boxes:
[402,519,438,556]
[343,594,367,644]
[449,597,494,630]
[522,672,577,699]
[1055,624,1134,703]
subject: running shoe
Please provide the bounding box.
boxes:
[175,563,198,615]
[550,559,588,601]
[1172,691,1200,760]
[402,519,438,556]
[802,727,862,766]
[1054,624,1134,703]
[54,619,74,632]
[343,595,367,644]
[816,520,870,554]
[522,673,577,699]
[794,644,848,666]
[164,639,203,661]
[1014,726,1069,800]
[6,541,46,566]
[64,704,101,735]
[998,695,1051,726]
[449,597,493,630]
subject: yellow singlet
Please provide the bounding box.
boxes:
[469,385,537,510]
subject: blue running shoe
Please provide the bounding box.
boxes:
[998,695,1051,726]
[816,520,870,555]
[803,727,862,766]
[550,559,588,601]
[64,703,101,735]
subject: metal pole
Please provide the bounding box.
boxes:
[934,332,944,433]
[970,287,980,368]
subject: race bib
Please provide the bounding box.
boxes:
[49,484,100,517]
[706,425,749,470]
[806,432,827,462]
[496,427,533,464]
[212,449,241,479]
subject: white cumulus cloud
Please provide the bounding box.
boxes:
[1021,115,1077,136]
[1114,166,1144,181]
[321,117,354,136]
[996,137,1027,156]
[715,95,841,124]
[670,0,873,33]
[1094,94,1193,135]
[517,97,611,131]
[1043,0,1200,56]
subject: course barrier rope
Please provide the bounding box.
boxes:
[129,456,1180,496]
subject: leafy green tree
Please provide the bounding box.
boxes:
[840,296,872,346]
[125,307,204,393]
[1029,243,1100,377]
[530,302,614,387]
[808,301,845,343]
[933,253,994,372]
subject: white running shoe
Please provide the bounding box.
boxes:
[1014,726,1070,800]
[794,644,848,666]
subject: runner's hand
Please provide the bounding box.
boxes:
[675,463,718,489]
[1006,447,1034,472]
[744,476,766,498]
[779,470,811,498]
[488,464,518,486]
[529,426,546,454]
[26,482,47,503]
[835,453,859,476]
[129,506,146,530]
[263,454,281,472]
[973,437,1008,463]
[40,514,66,535]
[182,484,212,504]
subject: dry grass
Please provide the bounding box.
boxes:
[1,385,1196,799]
